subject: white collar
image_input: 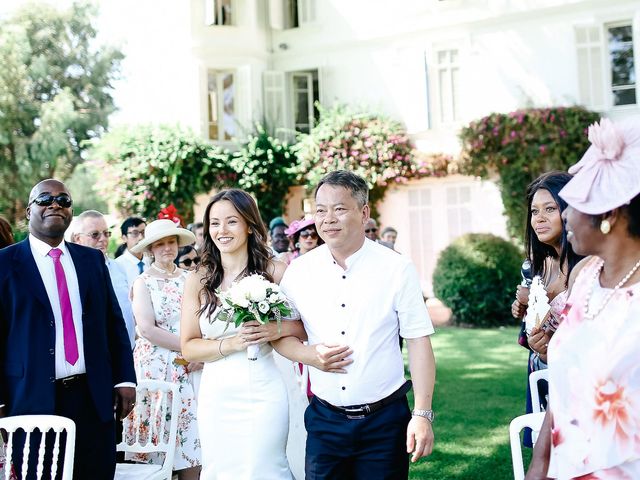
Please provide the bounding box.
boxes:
[29,234,69,258]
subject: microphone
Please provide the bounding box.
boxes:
[521,259,533,287]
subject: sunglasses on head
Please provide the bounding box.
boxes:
[30,194,73,208]
[299,230,317,239]
[180,257,201,267]
[365,228,378,233]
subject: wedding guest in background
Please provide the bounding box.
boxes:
[274,170,436,479]
[280,217,324,264]
[0,215,14,248]
[175,244,200,272]
[188,222,204,251]
[115,216,149,290]
[0,179,135,479]
[128,219,201,478]
[72,210,136,347]
[269,216,290,254]
[527,118,640,479]
[380,226,398,250]
[181,189,307,479]
[510,172,582,447]
[364,217,379,241]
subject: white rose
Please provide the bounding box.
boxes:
[244,274,269,302]
[268,293,280,303]
[228,283,250,308]
[258,301,270,314]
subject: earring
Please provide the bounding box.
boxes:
[600,219,611,235]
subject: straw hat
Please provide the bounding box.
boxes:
[131,219,195,254]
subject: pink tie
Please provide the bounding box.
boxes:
[48,248,79,365]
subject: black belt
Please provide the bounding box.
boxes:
[55,374,87,388]
[316,380,412,419]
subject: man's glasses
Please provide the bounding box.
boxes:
[126,230,145,238]
[29,194,73,208]
[365,228,378,233]
[299,230,318,239]
[80,230,112,240]
[180,257,201,267]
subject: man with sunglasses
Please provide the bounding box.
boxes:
[0,179,136,479]
[364,218,379,242]
[71,210,135,347]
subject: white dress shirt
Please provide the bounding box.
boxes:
[106,259,135,348]
[114,249,149,291]
[29,235,86,379]
[280,239,434,407]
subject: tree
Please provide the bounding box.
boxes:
[0,1,123,223]
[89,124,236,221]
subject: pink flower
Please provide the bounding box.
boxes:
[587,118,625,161]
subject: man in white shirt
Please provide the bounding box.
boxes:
[274,170,436,479]
[114,216,149,290]
[71,210,136,347]
[0,179,136,479]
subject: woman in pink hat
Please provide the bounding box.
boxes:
[527,117,640,479]
[280,217,324,264]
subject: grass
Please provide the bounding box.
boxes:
[407,326,531,479]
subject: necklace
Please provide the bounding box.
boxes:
[151,262,177,275]
[584,257,640,320]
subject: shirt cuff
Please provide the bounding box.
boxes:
[114,382,136,388]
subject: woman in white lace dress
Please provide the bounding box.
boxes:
[129,219,202,479]
[181,189,307,480]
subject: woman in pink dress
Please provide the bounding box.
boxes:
[527,117,640,479]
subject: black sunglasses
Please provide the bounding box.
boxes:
[180,257,201,267]
[30,194,73,208]
[299,230,318,239]
[365,228,378,233]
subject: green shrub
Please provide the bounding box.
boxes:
[433,233,522,327]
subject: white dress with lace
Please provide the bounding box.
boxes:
[197,309,306,480]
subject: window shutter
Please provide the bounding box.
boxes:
[263,71,286,133]
[269,0,285,30]
[575,25,605,109]
[205,1,216,26]
[299,0,316,25]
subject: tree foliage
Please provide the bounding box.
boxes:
[458,107,600,240]
[0,1,123,223]
[88,124,236,221]
[227,125,299,225]
[295,104,454,217]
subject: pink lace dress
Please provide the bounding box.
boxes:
[547,256,640,479]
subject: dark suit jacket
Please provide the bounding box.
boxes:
[0,239,136,422]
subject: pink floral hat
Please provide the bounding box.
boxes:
[559,117,640,214]
[285,218,315,237]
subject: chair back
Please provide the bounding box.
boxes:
[509,412,545,480]
[529,369,549,414]
[117,380,180,479]
[0,415,76,480]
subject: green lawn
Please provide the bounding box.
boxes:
[408,326,531,479]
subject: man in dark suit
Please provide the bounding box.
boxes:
[0,179,137,479]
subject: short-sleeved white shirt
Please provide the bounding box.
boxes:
[280,239,434,406]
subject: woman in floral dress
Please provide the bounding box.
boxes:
[527,118,640,479]
[130,219,201,479]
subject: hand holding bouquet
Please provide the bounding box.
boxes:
[213,274,292,360]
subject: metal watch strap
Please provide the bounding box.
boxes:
[412,409,434,422]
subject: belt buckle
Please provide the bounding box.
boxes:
[60,375,76,387]
[344,406,366,420]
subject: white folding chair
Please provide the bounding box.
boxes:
[0,415,76,480]
[115,380,180,480]
[529,369,549,414]
[509,412,545,480]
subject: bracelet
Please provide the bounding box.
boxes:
[218,338,226,358]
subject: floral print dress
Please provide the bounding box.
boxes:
[547,256,640,479]
[128,270,201,469]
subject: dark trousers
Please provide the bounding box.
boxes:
[304,395,411,480]
[11,377,116,480]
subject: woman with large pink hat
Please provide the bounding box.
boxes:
[280,217,324,264]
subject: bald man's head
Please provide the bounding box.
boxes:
[27,179,73,246]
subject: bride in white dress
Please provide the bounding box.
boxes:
[181,189,308,480]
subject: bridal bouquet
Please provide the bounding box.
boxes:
[214,274,292,360]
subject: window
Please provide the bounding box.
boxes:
[575,22,637,109]
[446,185,472,240]
[436,48,460,123]
[269,0,316,29]
[408,188,434,290]
[205,0,233,26]
[207,70,235,141]
[608,24,636,106]
[291,71,319,133]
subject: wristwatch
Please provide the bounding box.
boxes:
[412,409,435,422]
